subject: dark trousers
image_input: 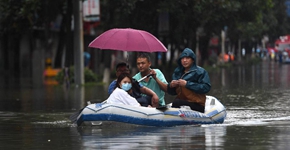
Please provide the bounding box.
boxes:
[172,99,204,113]
[136,95,152,107]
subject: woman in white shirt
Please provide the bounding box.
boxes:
[107,73,143,107]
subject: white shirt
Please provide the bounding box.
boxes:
[107,87,140,107]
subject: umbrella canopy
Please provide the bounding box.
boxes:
[88,28,167,52]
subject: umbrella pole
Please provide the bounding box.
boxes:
[126,52,130,68]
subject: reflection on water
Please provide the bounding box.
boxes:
[0,61,289,113]
[0,85,107,113]
[210,61,290,91]
[1,61,290,149]
[76,124,226,149]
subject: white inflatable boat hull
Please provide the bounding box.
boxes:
[76,95,227,127]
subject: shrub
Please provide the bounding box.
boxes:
[55,66,100,84]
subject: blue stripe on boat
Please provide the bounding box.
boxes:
[77,113,220,127]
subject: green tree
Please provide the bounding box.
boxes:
[0,0,66,76]
[1,0,290,80]
[0,0,41,76]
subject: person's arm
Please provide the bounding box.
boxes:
[182,70,211,94]
[140,86,157,98]
[150,69,168,92]
[108,80,116,95]
[167,80,178,95]
[154,77,168,92]
[140,86,159,107]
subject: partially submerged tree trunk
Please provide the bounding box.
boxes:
[55,0,73,68]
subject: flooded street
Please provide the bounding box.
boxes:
[1,60,290,149]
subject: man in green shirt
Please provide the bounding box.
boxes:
[133,53,168,106]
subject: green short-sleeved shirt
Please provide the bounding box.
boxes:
[133,69,168,106]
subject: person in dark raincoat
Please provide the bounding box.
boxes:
[167,48,211,113]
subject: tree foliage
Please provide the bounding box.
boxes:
[1,0,290,75]
[0,0,40,36]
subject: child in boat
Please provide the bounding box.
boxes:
[167,48,211,113]
[107,73,152,107]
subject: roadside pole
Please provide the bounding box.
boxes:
[221,30,225,64]
[238,39,242,62]
[73,0,84,86]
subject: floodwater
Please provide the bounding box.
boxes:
[1,60,290,150]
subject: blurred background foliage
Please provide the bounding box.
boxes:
[0,0,290,80]
[55,66,100,84]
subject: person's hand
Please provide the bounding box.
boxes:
[170,80,179,88]
[151,94,159,107]
[178,79,187,87]
[149,69,157,79]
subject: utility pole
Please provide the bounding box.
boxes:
[73,0,84,86]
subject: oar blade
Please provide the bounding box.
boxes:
[69,108,84,123]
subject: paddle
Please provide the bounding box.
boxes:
[69,108,84,123]
[138,73,153,82]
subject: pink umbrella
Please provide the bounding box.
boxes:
[88,28,167,52]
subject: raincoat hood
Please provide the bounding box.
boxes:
[177,48,197,71]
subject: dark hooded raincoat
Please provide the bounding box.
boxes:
[167,48,211,107]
